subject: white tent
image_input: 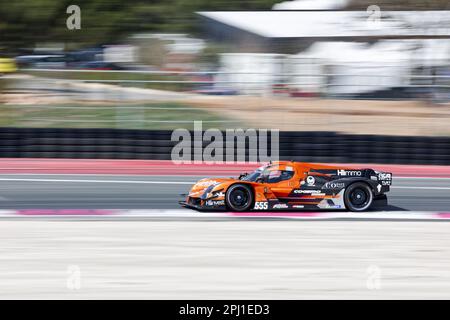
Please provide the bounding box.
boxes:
[216,53,286,95]
[292,41,414,95]
[200,9,450,96]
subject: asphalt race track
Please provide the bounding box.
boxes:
[0,173,449,299]
[0,174,449,211]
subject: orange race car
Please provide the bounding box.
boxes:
[179,161,392,212]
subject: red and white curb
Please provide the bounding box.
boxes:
[0,209,449,220]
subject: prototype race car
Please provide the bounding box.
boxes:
[179,161,392,212]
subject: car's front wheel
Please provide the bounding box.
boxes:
[344,182,374,212]
[225,184,254,212]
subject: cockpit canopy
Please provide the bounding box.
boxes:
[240,164,295,183]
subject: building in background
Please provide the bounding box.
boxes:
[198,10,450,97]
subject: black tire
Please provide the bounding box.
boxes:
[225,184,254,212]
[344,182,374,212]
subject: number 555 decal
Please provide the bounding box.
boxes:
[254,202,268,210]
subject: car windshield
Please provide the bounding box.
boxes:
[239,166,294,183]
[240,169,262,182]
[264,170,294,183]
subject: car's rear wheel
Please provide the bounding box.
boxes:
[344,182,374,212]
[225,184,253,212]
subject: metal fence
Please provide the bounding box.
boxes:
[1,66,449,130]
[15,64,450,99]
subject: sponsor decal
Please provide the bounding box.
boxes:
[381,181,391,186]
[306,176,316,186]
[337,170,362,177]
[378,173,392,180]
[294,189,324,195]
[206,200,225,206]
[370,176,378,181]
[273,203,289,209]
[212,191,225,198]
[292,205,304,209]
[323,182,345,189]
[254,202,268,210]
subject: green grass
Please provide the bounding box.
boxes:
[0,103,241,130]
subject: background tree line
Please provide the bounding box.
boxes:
[0,0,448,53]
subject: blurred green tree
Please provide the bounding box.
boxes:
[0,0,279,53]
[1,0,448,53]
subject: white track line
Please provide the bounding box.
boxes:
[0,178,449,190]
[0,178,193,185]
[2,174,450,180]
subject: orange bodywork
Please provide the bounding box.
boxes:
[182,161,379,210]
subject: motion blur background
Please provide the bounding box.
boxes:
[0,0,450,160]
[1,0,450,300]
